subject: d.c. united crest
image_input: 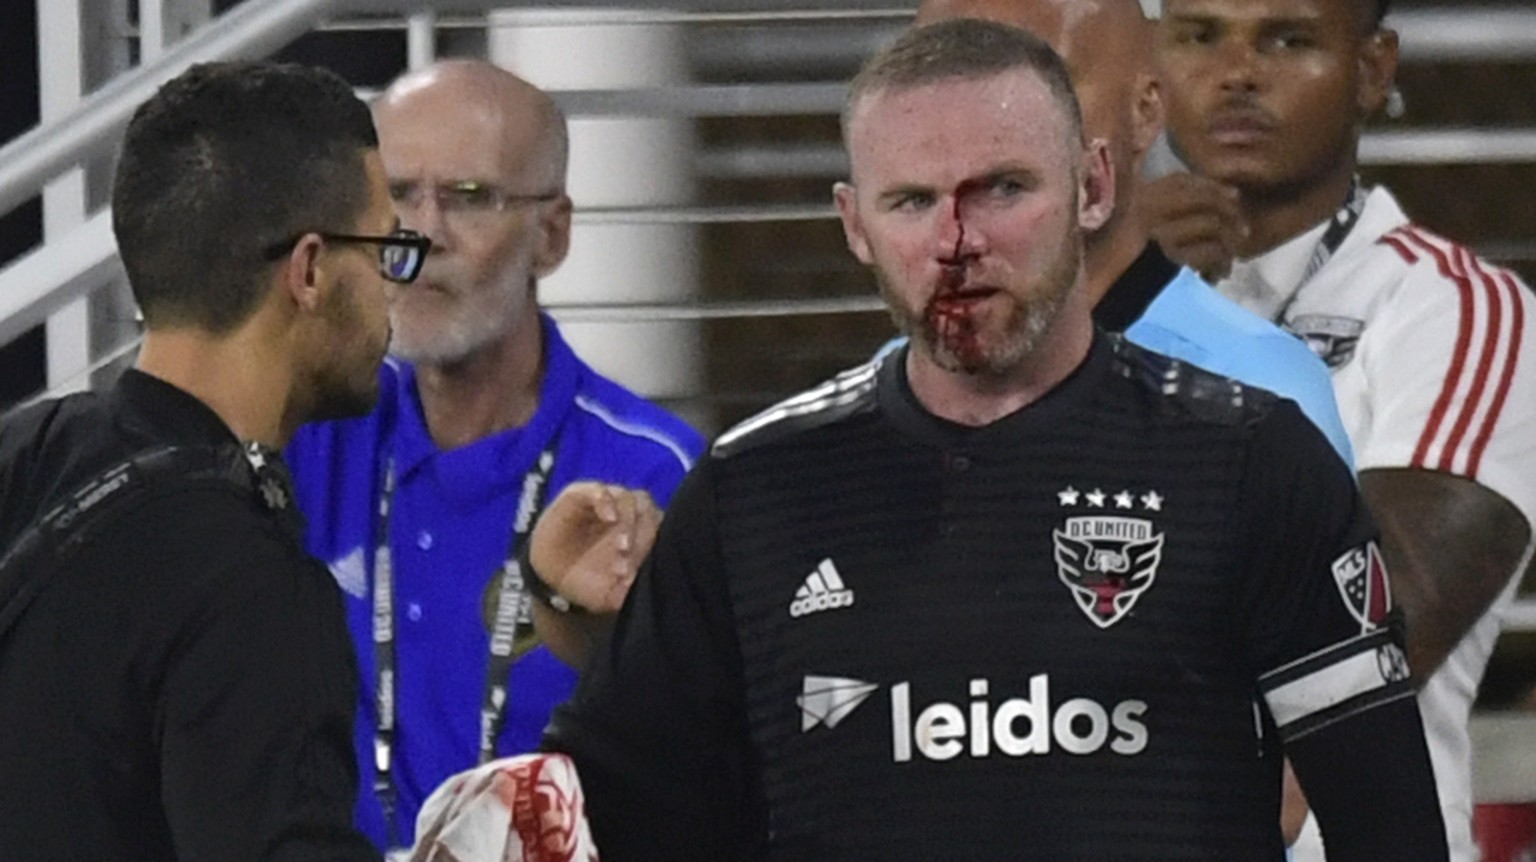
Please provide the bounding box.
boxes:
[1053,501,1164,629]
[1287,314,1365,369]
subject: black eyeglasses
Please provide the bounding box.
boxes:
[262,229,432,284]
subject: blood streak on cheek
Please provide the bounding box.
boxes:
[924,186,984,367]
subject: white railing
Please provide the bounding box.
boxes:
[0,0,335,220]
[9,3,1536,218]
[5,2,1536,389]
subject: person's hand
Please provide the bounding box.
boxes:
[528,482,661,614]
[1138,172,1249,282]
[1281,759,1309,845]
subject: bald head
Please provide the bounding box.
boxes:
[376,60,568,191]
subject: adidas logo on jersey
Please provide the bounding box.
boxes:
[790,558,855,618]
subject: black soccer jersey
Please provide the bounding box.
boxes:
[545,334,1446,861]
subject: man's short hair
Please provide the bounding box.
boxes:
[1372,0,1391,27]
[843,18,1084,148]
[112,61,378,333]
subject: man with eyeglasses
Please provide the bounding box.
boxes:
[0,61,400,860]
[284,59,704,855]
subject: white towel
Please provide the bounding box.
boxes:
[409,753,599,862]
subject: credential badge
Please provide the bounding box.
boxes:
[1053,486,1165,629]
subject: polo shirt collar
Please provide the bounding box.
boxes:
[388,313,580,485]
[1219,217,1329,321]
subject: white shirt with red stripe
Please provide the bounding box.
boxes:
[1219,185,1536,862]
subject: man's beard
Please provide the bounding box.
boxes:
[309,287,386,421]
[390,256,535,367]
[389,281,523,367]
[879,233,1082,378]
[310,370,381,422]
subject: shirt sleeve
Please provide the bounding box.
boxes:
[631,430,705,509]
[147,491,379,862]
[1235,402,1446,861]
[1350,247,1536,525]
[541,458,766,861]
[1237,403,1409,740]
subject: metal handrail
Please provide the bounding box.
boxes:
[0,211,118,348]
[0,0,334,219]
[7,2,1536,221]
[693,127,1536,181]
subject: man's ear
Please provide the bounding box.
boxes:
[532,194,574,279]
[1130,72,1165,160]
[1357,28,1400,119]
[278,233,326,313]
[1078,139,1116,233]
[833,181,874,265]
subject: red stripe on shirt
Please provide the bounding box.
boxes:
[1379,229,1420,265]
[1437,246,1502,473]
[1402,229,1477,469]
[1467,267,1527,477]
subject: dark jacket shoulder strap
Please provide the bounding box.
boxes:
[0,444,256,643]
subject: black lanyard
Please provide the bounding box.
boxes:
[1272,177,1368,325]
[369,443,557,850]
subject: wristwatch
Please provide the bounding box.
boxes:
[517,540,587,615]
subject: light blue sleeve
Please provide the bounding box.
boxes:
[1128,271,1355,469]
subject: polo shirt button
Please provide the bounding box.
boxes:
[417,531,433,550]
[407,602,423,622]
[949,454,971,472]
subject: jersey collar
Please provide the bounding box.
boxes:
[878,330,1112,449]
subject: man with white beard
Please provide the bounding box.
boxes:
[285,60,703,857]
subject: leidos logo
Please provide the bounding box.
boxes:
[891,676,1147,762]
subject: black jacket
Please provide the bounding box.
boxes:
[0,370,378,862]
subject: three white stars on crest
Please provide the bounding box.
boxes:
[1058,486,1163,511]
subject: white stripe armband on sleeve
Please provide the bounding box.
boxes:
[1258,627,1415,743]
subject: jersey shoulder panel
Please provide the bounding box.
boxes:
[1373,223,1532,299]
[571,372,706,473]
[1352,223,1536,508]
[711,357,881,460]
[1109,335,1283,430]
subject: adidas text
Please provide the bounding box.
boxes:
[790,559,855,618]
[790,590,854,617]
[891,675,1148,762]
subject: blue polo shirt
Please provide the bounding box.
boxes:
[286,314,704,849]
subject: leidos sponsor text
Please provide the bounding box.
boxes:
[891,675,1147,762]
